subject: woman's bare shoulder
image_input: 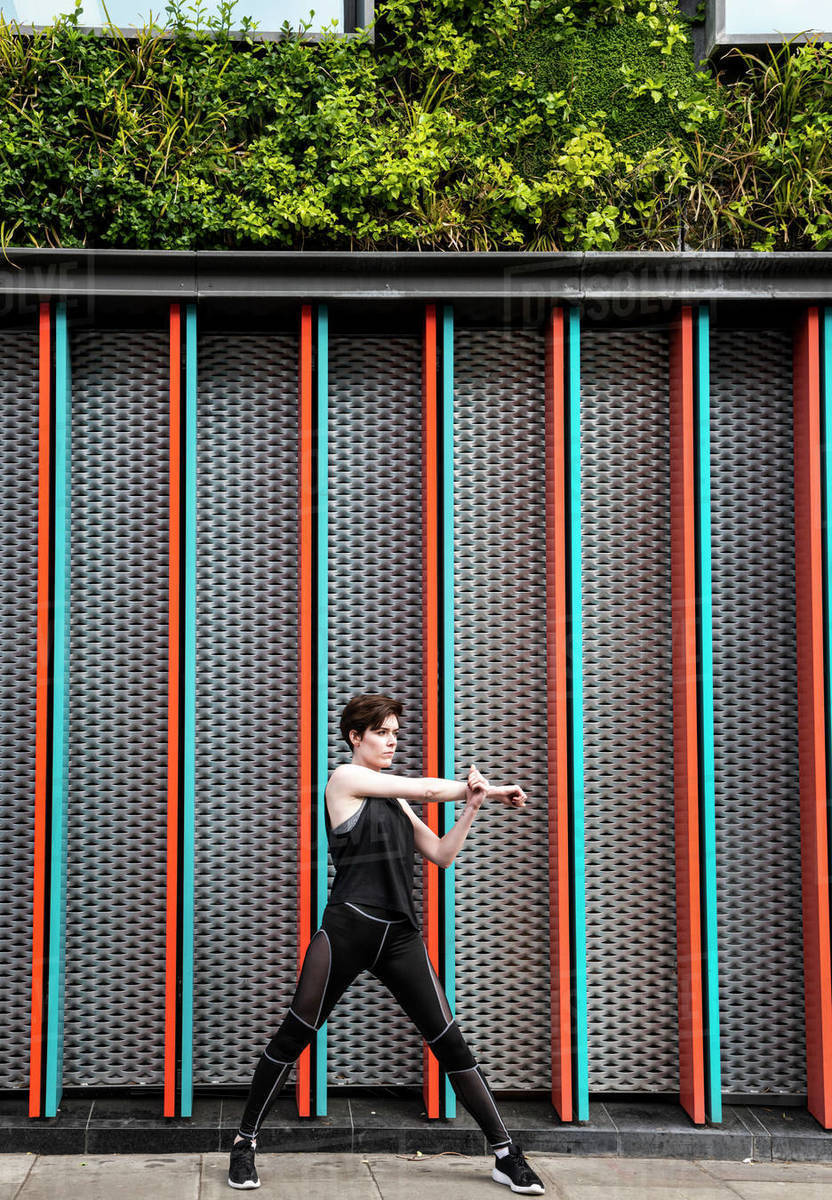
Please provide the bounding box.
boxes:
[325,764,355,799]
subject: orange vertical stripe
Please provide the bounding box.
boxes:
[423,304,439,780]
[30,303,52,1116]
[422,303,440,1117]
[669,308,705,1124]
[544,308,572,1121]
[794,307,832,1127]
[164,304,181,1117]
[297,304,313,1115]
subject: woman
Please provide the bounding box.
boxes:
[228,693,546,1195]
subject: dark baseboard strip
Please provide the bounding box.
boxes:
[1,1095,832,1161]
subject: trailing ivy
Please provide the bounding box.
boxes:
[0,0,829,250]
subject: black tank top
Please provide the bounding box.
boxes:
[325,794,419,930]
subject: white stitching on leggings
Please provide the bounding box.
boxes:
[445,1064,510,1142]
[250,1061,291,1136]
[474,1065,511,1142]
[289,1006,317,1031]
[427,1017,454,1045]
[344,902,387,922]
[422,941,452,1025]
[344,901,407,923]
[313,929,332,1028]
[369,922,390,971]
[264,1051,289,1065]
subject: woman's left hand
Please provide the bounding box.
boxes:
[468,764,489,793]
[466,763,488,810]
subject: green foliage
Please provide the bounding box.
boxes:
[0,0,828,250]
[491,9,718,173]
[674,39,832,249]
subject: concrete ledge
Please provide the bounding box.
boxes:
[0,249,831,301]
[3,1096,832,1160]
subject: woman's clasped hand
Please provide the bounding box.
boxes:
[466,764,528,809]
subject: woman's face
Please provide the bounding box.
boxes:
[351,715,399,770]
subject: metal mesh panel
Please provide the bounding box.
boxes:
[0,314,808,1098]
[0,329,39,1089]
[580,329,679,1092]
[192,334,299,1085]
[709,328,804,1094]
[62,331,169,1085]
[326,335,425,1087]
[452,329,552,1090]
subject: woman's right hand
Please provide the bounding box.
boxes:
[490,784,529,808]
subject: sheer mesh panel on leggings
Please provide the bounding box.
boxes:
[286,929,332,1030]
[446,1063,511,1148]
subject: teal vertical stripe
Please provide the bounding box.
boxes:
[441,305,456,1117]
[315,304,329,1116]
[45,302,70,1118]
[567,307,589,1120]
[180,303,197,1117]
[822,306,832,1031]
[694,306,722,1122]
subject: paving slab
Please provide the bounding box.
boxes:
[365,1151,537,1199]
[202,1152,379,1198]
[536,1156,719,1188]
[556,1189,734,1200]
[0,1154,35,1200]
[698,1159,832,1182]
[725,1185,832,1200]
[17,1153,201,1200]
[14,1150,832,1200]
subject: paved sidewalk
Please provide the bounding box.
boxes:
[5,1151,832,1199]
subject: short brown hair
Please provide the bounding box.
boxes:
[339,694,403,754]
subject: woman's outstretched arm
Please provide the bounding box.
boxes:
[328,762,468,804]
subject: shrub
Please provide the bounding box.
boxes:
[0,0,828,250]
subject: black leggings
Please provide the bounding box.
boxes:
[236,900,512,1148]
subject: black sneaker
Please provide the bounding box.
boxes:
[228,1136,260,1189]
[491,1142,545,1194]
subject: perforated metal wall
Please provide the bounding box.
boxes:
[709,328,805,1094]
[1,311,815,1100]
[452,329,552,1090]
[580,329,679,1092]
[0,330,39,1089]
[61,331,169,1085]
[192,335,300,1085]
[325,335,426,1087]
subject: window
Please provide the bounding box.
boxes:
[0,0,373,38]
[707,0,832,52]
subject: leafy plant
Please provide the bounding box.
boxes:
[0,0,829,251]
